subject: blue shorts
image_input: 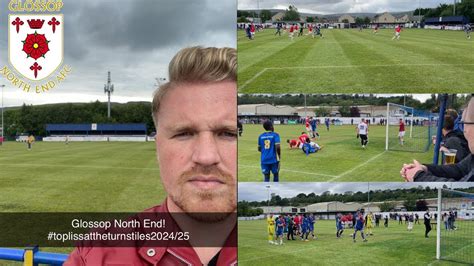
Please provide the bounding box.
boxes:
[261,162,279,175]
[276,229,283,236]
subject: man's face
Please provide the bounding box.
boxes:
[463,110,474,154]
[155,81,237,216]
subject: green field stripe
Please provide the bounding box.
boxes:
[238,28,474,92]
[0,162,159,171]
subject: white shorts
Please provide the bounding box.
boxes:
[306,126,311,132]
[399,131,405,137]
[395,32,400,37]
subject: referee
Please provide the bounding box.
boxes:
[424,210,432,238]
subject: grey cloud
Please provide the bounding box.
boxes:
[0,0,236,105]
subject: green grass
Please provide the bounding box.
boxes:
[238,28,474,93]
[239,124,434,182]
[238,219,469,265]
[0,141,164,263]
[0,141,163,212]
[440,220,474,264]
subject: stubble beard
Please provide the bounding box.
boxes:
[169,166,236,223]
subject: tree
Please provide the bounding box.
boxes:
[364,16,371,24]
[355,17,364,25]
[403,197,417,211]
[315,106,330,117]
[283,5,300,21]
[238,16,249,23]
[379,202,396,212]
[338,106,351,117]
[350,106,361,117]
[306,17,315,23]
[416,200,428,211]
[260,10,273,22]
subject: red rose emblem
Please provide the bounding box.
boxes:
[22,31,49,60]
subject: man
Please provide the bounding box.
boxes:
[298,23,304,37]
[287,138,299,149]
[298,131,310,149]
[336,213,344,238]
[267,214,276,245]
[373,24,379,34]
[300,214,309,241]
[439,115,470,163]
[464,23,472,40]
[325,118,330,131]
[305,116,312,136]
[400,98,474,181]
[392,25,401,40]
[313,25,324,38]
[274,23,282,36]
[250,23,256,39]
[65,46,237,265]
[308,214,316,240]
[258,120,281,182]
[353,210,367,243]
[275,215,285,245]
[424,210,431,238]
[245,24,252,40]
[365,212,374,236]
[237,120,243,137]
[302,138,322,156]
[407,213,414,231]
[27,134,35,151]
[286,214,295,240]
[310,117,319,139]
[398,118,405,146]
[356,118,369,149]
[289,24,295,41]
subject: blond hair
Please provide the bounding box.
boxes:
[152,46,236,126]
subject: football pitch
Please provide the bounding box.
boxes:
[239,124,434,182]
[238,219,471,265]
[238,28,474,93]
[0,141,163,212]
[0,141,164,259]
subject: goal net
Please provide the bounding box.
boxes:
[385,102,436,153]
[436,188,474,264]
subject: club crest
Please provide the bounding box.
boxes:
[9,14,63,81]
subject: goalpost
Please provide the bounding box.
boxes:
[385,102,413,150]
[385,102,438,153]
[436,188,474,264]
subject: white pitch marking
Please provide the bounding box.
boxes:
[327,151,386,182]
[239,164,338,178]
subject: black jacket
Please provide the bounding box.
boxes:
[443,130,470,163]
[414,154,473,182]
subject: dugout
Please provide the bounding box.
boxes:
[45,123,147,136]
[425,16,469,25]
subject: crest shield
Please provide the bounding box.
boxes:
[9,14,63,81]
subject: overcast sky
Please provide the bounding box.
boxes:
[239,182,474,202]
[238,0,453,14]
[0,0,236,107]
